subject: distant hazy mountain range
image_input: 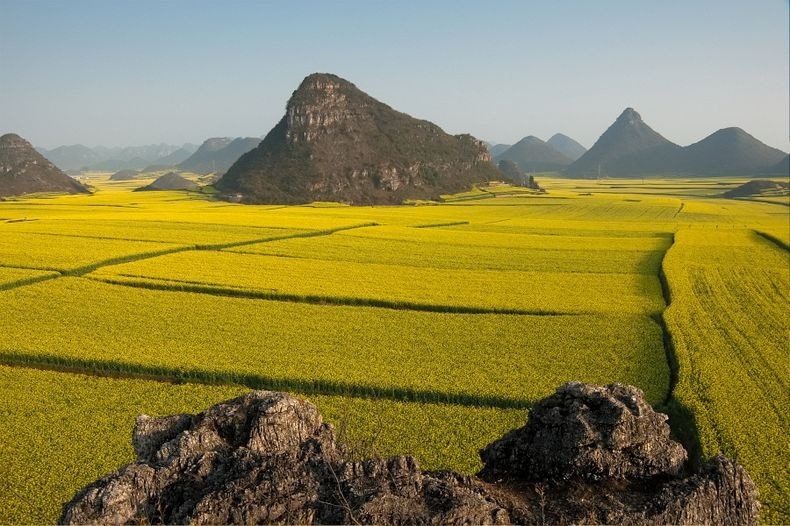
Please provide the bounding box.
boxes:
[566,108,787,177]
[37,143,199,172]
[178,137,261,175]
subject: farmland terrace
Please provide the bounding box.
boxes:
[0,175,787,523]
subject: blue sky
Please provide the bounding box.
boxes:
[1,0,788,150]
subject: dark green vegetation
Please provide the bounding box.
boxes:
[178,136,261,174]
[566,108,787,177]
[217,73,500,204]
[493,135,573,172]
[0,133,89,197]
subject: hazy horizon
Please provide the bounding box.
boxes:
[1,0,788,152]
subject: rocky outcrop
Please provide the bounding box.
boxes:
[216,73,500,205]
[479,383,687,482]
[0,133,89,197]
[60,383,759,525]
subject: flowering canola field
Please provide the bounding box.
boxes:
[0,176,787,523]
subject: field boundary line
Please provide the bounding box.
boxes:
[413,221,469,228]
[64,244,196,276]
[81,274,575,316]
[199,222,379,250]
[753,230,790,252]
[0,223,381,291]
[0,351,534,410]
[0,271,62,292]
[654,232,706,466]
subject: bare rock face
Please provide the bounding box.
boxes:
[479,382,687,482]
[0,133,89,197]
[216,73,500,205]
[60,384,759,525]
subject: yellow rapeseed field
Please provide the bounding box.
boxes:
[0,176,787,523]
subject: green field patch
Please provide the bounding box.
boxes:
[0,366,527,524]
[89,250,665,315]
[1,218,312,245]
[0,231,191,273]
[0,278,668,406]
[226,225,669,274]
[663,228,790,523]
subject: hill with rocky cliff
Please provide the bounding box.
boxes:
[216,73,499,204]
[0,133,89,197]
[61,383,759,525]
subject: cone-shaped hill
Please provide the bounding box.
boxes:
[135,172,198,191]
[547,133,587,161]
[216,73,499,204]
[494,136,573,172]
[565,108,682,177]
[679,128,787,175]
[178,137,260,175]
[0,133,89,197]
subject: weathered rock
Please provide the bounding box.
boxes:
[479,382,687,482]
[60,384,759,525]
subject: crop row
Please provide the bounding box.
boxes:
[227,225,669,274]
[88,250,665,315]
[663,228,789,523]
[0,277,669,406]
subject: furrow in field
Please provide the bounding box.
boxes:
[661,227,790,523]
[0,277,670,408]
